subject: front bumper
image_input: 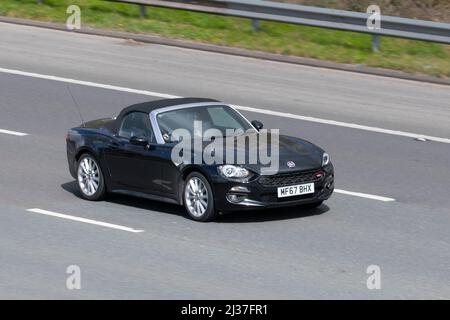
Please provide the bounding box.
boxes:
[212,163,334,212]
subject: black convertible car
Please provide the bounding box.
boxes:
[66,98,334,221]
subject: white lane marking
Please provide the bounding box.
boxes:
[0,128,28,136]
[0,67,177,99]
[334,189,395,202]
[233,105,450,144]
[27,208,144,233]
[1,67,448,144]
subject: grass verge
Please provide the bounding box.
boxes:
[1,0,449,77]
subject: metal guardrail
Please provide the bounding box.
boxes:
[40,0,450,51]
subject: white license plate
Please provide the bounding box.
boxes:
[277,183,315,198]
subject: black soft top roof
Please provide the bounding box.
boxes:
[117,97,220,119]
[110,98,220,133]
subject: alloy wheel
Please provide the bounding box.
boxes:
[184,177,209,217]
[78,156,100,196]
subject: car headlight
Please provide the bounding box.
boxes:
[218,165,250,179]
[322,152,330,166]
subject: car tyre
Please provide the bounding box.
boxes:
[76,153,106,201]
[183,172,217,222]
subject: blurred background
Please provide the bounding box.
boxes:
[0,0,449,77]
[280,0,449,22]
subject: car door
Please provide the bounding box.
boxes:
[104,112,166,195]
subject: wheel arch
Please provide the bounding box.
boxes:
[178,166,214,205]
[74,147,110,191]
[75,147,97,163]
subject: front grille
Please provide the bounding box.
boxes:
[258,169,322,187]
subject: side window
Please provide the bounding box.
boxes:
[207,106,240,128]
[119,112,154,142]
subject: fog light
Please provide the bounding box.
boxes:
[226,194,247,203]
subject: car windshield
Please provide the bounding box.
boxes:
[156,105,255,141]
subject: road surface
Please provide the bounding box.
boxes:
[0,22,449,299]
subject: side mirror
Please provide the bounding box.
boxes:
[130,136,148,146]
[251,120,263,131]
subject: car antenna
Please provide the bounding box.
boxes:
[66,84,85,127]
